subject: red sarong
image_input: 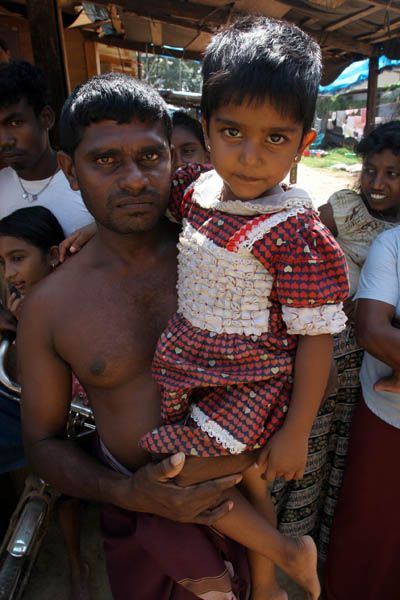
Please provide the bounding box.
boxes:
[325,396,400,600]
[95,438,250,599]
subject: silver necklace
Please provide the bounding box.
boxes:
[18,169,59,203]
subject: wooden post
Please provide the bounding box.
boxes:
[26,0,69,131]
[365,55,379,134]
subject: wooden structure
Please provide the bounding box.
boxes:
[1,1,400,124]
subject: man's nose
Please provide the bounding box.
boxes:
[0,128,14,150]
[119,162,148,192]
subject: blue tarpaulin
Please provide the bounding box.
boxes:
[319,56,400,95]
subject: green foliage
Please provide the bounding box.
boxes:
[302,147,360,169]
[140,54,202,93]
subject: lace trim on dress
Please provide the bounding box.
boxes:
[239,205,307,251]
[282,303,347,335]
[190,405,247,454]
[191,170,314,216]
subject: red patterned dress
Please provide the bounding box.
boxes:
[140,168,349,458]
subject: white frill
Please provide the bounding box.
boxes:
[282,303,347,335]
[190,405,247,454]
[178,223,273,336]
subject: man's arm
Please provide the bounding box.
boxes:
[19,291,238,525]
[355,299,400,370]
[354,232,400,370]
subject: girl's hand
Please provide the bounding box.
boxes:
[59,222,97,262]
[7,292,24,320]
[256,426,308,482]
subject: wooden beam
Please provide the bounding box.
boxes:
[93,0,229,23]
[26,0,69,124]
[325,6,381,32]
[84,32,202,60]
[366,0,400,16]
[365,55,378,133]
[357,17,400,41]
[149,20,163,47]
[94,0,372,57]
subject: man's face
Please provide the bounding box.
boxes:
[0,99,51,173]
[59,119,172,234]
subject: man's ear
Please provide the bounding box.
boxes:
[39,106,55,131]
[297,129,317,157]
[58,151,79,192]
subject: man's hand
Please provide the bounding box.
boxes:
[256,427,308,482]
[115,453,241,526]
[59,223,97,262]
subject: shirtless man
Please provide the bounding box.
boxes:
[19,74,246,599]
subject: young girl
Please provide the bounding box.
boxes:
[138,16,349,600]
[0,206,90,600]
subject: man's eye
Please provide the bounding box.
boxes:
[223,128,241,138]
[363,167,375,176]
[13,256,24,263]
[96,157,115,166]
[267,134,285,145]
[10,120,23,127]
[142,153,159,162]
[388,171,400,179]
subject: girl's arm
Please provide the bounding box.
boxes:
[257,334,332,481]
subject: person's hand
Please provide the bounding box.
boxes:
[0,307,17,337]
[59,223,97,262]
[7,292,23,321]
[116,453,241,525]
[256,427,308,482]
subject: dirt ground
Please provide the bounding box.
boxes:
[19,164,353,599]
[287,163,358,208]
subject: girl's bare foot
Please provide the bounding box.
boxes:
[374,375,400,394]
[280,536,320,600]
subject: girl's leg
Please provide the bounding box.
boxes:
[242,466,287,600]
[176,457,320,600]
[58,497,90,600]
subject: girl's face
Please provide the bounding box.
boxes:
[203,99,315,201]
[0,236,54,296]
[361,149,400,212]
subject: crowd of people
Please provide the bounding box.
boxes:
[0,14,399,600]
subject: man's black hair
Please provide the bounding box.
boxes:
[357,121,400,158]
[0,38,8,53]
[201,15,322,133]
[59,73,172,156]
[0,60,50,115]
[172,110,207,151]
[0,206,65,252]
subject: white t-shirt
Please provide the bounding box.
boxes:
[0,167,93,236]
[355,226,400,429]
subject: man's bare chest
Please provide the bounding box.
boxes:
[55,271,177,388]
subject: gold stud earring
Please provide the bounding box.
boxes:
[206,144,211,152]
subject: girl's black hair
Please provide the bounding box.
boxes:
[0,207,65,252]
[357,121,400,158]
[201,15,321,133]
